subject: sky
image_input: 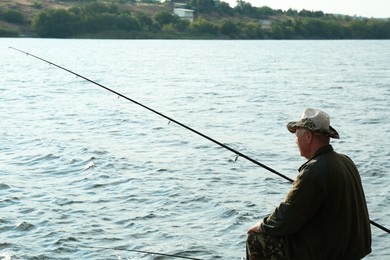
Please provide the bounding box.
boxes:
[224,0,390,18]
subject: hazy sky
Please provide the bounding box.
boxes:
[224,0,390,18]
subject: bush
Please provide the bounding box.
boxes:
[0,9,25,24]
[189,18,218,35]
[0,26,19,37]
[32,9,79,37]
[220,20,238,36]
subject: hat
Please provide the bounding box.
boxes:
[287,108,339,139]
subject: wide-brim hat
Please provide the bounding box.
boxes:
[287,108,339,139]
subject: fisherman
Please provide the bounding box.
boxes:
[246,108,372,260]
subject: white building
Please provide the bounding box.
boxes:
[259,19,272,29]
[174,6,194,22]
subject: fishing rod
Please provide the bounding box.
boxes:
[81,245,202,260]
[10,47,389,235]
[9,47,293,182]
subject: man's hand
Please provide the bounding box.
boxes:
[247,222,262,234]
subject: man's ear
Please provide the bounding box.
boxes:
[306,131,313,144]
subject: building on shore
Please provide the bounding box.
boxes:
[173,3,194,22]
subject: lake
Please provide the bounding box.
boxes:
[1,39,389,259]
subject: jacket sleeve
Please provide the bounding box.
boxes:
[261,162,326,236]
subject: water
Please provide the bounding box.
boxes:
[1,39,389,259]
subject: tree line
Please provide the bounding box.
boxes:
[1,1,389,39]
[0,6,26,36]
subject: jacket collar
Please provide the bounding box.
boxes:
[298,145,334,172]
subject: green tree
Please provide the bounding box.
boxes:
[188,17,218,35]
[256,6,275,18]
[286,8,298,17]
[82,3,120,15]
[32,9,78,37]
[367,19,390,39]
[175,19,190,32]
[215,1,234,16]
[139,0,160,3]
[115,14,141,31]
[299,9,324,18]
[0,9,25,24]
[83,14,116,33]
[135,12,154,31]
[300,18,327,38]
[271,20,294,39]
[153,11,178,26]
[220,20,238,37]
[234,0,254,16]
[162,23,177,34]
[0,26,19,37]
[350,19,370,38]
[241,22,263,39]
[190,0,216,12]
[324,20,344,38]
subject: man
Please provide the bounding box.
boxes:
[246,108,371,260]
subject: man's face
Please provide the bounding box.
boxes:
[295,128,310,159]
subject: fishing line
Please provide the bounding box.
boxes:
[10,47,389,235]
[80,245,202,260]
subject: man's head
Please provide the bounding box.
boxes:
[287,108,339,159]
